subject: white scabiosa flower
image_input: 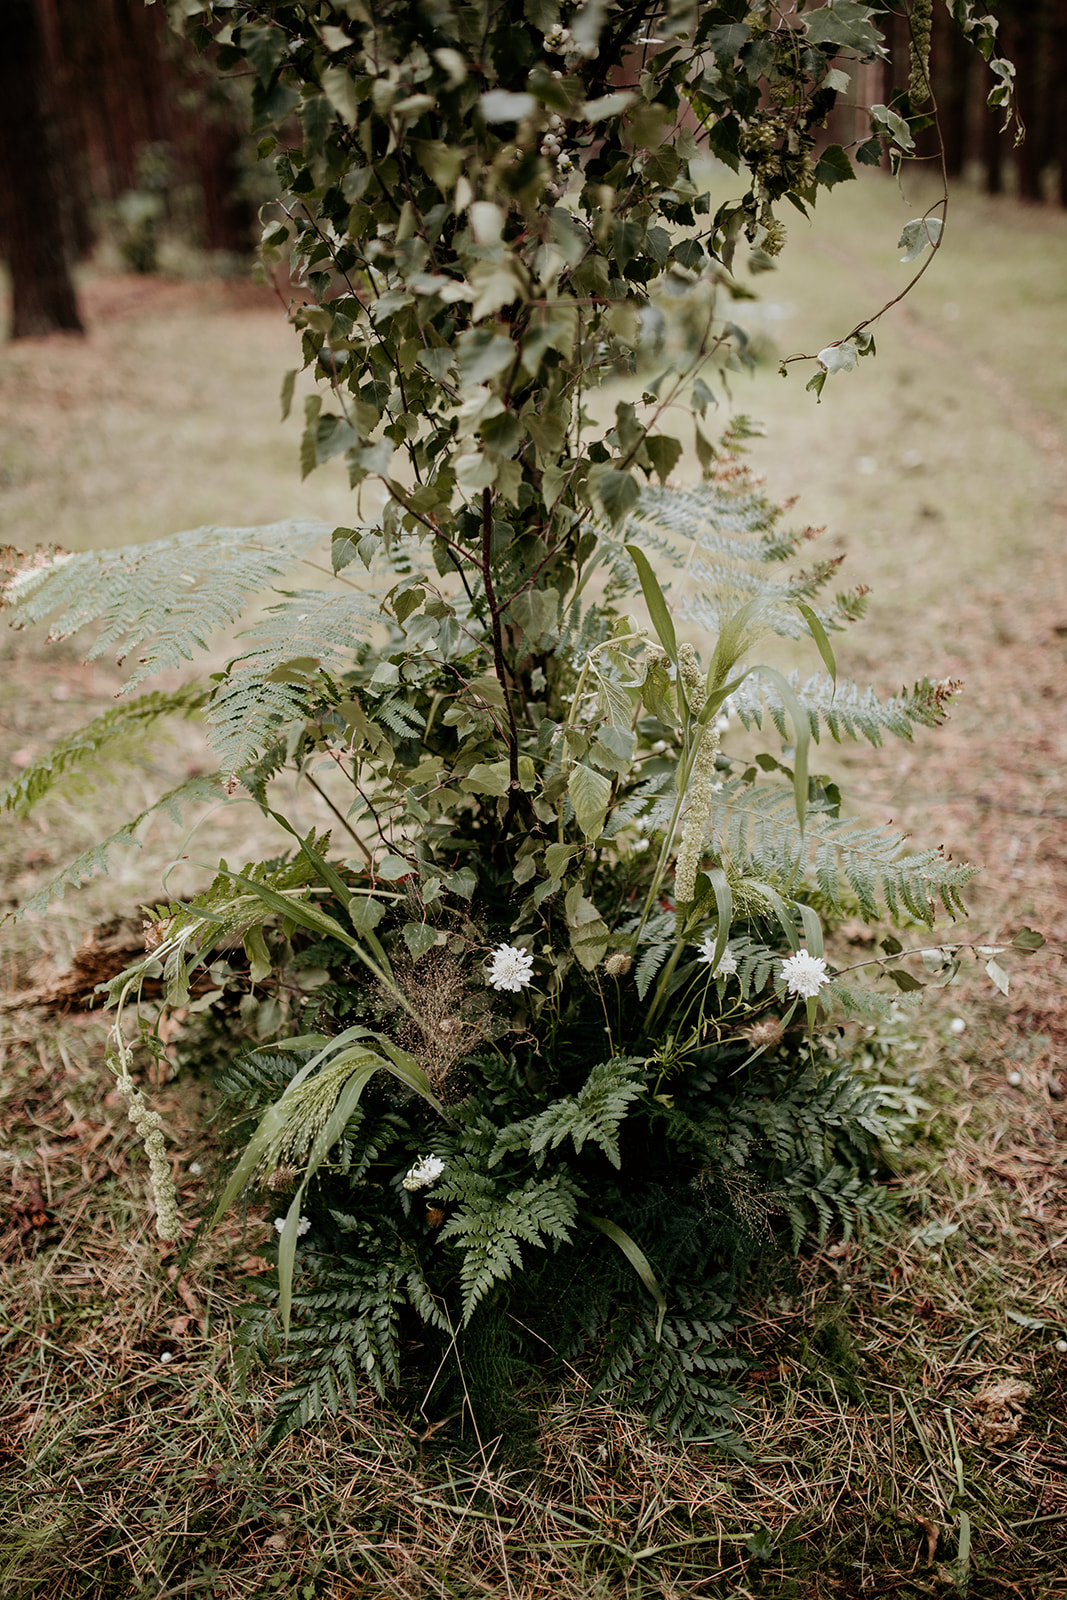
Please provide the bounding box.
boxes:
[695,932,738,977]
[275,1214,311,1237]
[402,1155,446,1192]
[781,950,830,999]
[487,942,534,992]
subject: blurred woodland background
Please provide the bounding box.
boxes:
[2,0,1067,339]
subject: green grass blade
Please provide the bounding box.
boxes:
[626,543,678,663]
[796,601,837,686]
[585,1213,667,1341]
[756,665,809,835]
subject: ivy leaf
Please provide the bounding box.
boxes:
[568,762,612,840]
[898,216,943,262]
[817,342,858,376]
[803,2,886,57]
[869,103,915,151]
[1011,927,1045,953]
[813,144,855,188]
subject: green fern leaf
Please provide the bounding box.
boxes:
[8,774,222,921]
[0,686,208,817]
[436,1168,582,1322]
[1,521,333,690]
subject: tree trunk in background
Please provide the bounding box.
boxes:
[1010,16,1040,200]
[1053,0,1067,206]
[938,8,972,178]
[0,0,83,338]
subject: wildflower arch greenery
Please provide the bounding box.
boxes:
[0,0,1035,1439]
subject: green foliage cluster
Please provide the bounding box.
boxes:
[0,0,1030,1440]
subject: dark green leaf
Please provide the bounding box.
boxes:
[888,967,924,992]
[597,469,640,524]
[814,144,856,189]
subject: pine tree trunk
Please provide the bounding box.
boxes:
[0,0,83,338]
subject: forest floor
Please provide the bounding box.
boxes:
[0,175,1065,1598]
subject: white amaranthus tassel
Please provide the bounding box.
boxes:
[111,1033,180,1241]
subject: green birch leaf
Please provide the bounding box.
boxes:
[403,921,439,960]
[598,469,640,525]
[568,762,612,840]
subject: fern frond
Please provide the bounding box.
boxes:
[8,774,223,921]
[490,1056,646,1171]
[728,670,959,747]
[210,678,311,790]
[0,686,208,816]
[709,778,974,921]
[435,1168,582,1322]
[1,521,333,691]
[624,479,783,547]
[680,563,855,639]
[592,1291,746,1442]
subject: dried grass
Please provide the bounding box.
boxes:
[2,185,1067,1598]
[1,985,1065,1600]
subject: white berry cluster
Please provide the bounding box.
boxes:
[543,23,598,60]
[540,113,572,173]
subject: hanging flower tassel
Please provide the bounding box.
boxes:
[110,1031,181,1241]
[908,0,933,107]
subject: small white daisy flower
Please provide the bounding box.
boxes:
[275,1214,311,1237]
[781,950,830,999]
[403,1155,445,1192]
[487,942,534,992]
[695,932,738,977]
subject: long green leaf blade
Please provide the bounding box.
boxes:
[626,543,677,662]
[585,1213,667,1342]
[796,601,837,686]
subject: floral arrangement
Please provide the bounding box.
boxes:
[0,0,1033,1440]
